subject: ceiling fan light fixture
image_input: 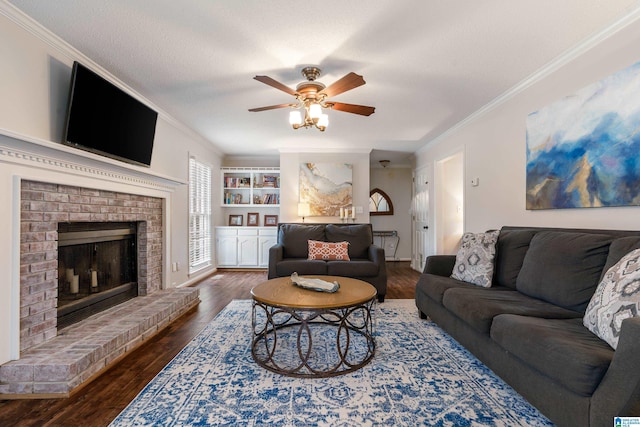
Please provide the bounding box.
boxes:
[317,113,329,129]
[289,110,302,126]
[249,67,374,132]
[309,103,322,120]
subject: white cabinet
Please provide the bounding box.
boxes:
[221,167,280,207]
[216,228,239,266]
[238,229,259,266]
[216,227,277,268]
[258,229,277,267]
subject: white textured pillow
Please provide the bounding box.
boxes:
[583,248,640,349]
[450,230,500,288]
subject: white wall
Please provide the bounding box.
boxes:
[415,18,640,236]
[0,7,222,363]
[436,151,464,254]
[369,167,412,260]
[279,151,370,224]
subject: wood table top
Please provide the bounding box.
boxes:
[251,276,377,309]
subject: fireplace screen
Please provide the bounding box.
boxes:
[58,222,138,328]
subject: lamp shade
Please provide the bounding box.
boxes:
[289,110,302,125]
[297,202,311,217]
[309,103,322,120]
[317,113,329,128]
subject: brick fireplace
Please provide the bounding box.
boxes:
[20,180,163,353]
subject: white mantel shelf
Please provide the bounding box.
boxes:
[0,127,185,190]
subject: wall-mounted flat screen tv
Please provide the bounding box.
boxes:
[63,61,157,167]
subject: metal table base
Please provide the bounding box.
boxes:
[251,298,376,378]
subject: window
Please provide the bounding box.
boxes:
[189,156,212,273]
[369,188,394,215]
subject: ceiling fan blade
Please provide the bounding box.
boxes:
[248,103,295,112]
[320,72,366,98]
[253,75,297,96]
[328,102,375,116]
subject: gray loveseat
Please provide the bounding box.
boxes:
[415,226,640,427]
[268,223,387,302]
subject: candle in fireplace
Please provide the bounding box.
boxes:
[66,268,74,283]
[91,270,98,288]
[71,275,79,294]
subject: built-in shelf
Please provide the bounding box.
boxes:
[221,167,280,207]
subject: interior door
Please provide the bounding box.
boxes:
[412,166,430,272]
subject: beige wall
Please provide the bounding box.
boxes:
[279,151,371,224]
[415,17,640,237]
[370,167,412,260]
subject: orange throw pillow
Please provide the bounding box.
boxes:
[308,240,350,260]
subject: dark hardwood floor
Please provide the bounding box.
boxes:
[0,262,420,426]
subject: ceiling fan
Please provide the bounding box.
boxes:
[248,67,375,131]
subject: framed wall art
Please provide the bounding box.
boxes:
[264,215,278,226]
[247,212,259,226]
[526,60,640,210]
[229,214,243,226]
[299,162,352,216]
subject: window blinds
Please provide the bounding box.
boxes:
[189,157,212,273]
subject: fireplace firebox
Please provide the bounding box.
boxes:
[57,222,138,329]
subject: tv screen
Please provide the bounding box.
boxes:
[63,62,157,167]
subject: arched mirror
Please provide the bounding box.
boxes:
[369,188,394,215]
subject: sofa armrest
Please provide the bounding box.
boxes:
[423,255,456,276]
[368,244,385,264]
[267,244,284,279]
[591,317,640,425]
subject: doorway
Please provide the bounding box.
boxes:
[435,150,464,254]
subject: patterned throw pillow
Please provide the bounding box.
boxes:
[583,248,640,349]
[450,230,500,287]
[307,240,350,261]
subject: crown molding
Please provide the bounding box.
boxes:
[418,6,640,153]
[279,147,372,154]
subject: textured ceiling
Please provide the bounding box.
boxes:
[8,0,640,165]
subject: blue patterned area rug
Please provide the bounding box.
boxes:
[110,299,554,426]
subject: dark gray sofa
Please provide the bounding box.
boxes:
[415,226,640,427]
[268,223,387,302]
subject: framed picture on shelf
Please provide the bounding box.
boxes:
[247,212,259,226]
[264,215,278,226]
[229,214,243,226]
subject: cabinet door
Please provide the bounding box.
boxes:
[238,235,259,266]
[216,236,238,266]
[258,235,277,267]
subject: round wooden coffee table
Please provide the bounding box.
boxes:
[251,276,377,377]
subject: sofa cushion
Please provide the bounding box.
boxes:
[451,230,500,287]
[275,259,328,276]
[325,224,372,259]
[415,273,476,305]
[491,315,613,396]
[442,286,582,334]
[327,260,379,277]
[516,231,612,312]
[278,224,326,258]
[308,240,350,260]
[493,229,538,289]
[583,248,640,349]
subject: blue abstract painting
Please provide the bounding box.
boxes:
[526,60,640,209]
